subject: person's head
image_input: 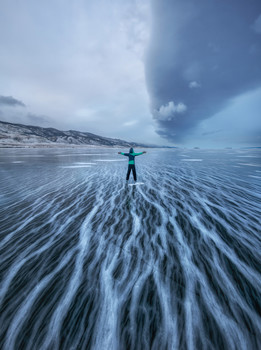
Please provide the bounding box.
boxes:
[129,148,134,153]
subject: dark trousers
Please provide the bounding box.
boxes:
[126,164,137,181]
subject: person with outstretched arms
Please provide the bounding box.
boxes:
[118,148,146,182]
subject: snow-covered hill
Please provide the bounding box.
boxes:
[0,120,149,148]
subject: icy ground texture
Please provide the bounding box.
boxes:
[0,148,261,350]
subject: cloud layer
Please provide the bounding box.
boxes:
[0,0,166,145]
[1,1,261,147]
[0,95,26,107]
[146,0,261,144]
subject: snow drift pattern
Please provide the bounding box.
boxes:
[0,149,261,350]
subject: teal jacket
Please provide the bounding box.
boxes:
[120,150,144,165]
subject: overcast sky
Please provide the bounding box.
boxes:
[0,0,261,147]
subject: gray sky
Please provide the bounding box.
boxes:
[0,0,261,147]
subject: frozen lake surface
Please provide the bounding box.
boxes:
[0,148,261,350]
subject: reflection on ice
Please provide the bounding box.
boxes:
[238,163,260,166]
[96,159,125,162]
[237,155,259,158]
[181,159,203,162]
[60,165,93,168]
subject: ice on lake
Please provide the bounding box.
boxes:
[0,148,261,350]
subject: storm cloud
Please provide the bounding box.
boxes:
[146,0,261,143]
[1,1,260,147]
[0,95,26,107]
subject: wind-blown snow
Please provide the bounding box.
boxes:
[0,148,260,350]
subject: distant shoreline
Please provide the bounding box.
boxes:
[1,144,260,150]
[0,120,173,149]
[0,143,170,149]
[0,143,123,149]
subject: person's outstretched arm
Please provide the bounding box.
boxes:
[133,151,147,156]
[118,152,129,156]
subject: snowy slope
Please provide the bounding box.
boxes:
[0,120,148,148]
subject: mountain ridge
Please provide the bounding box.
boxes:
[0,120,169,148]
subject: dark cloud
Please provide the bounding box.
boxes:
[146,0,261,143]
[0,95,26,107]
